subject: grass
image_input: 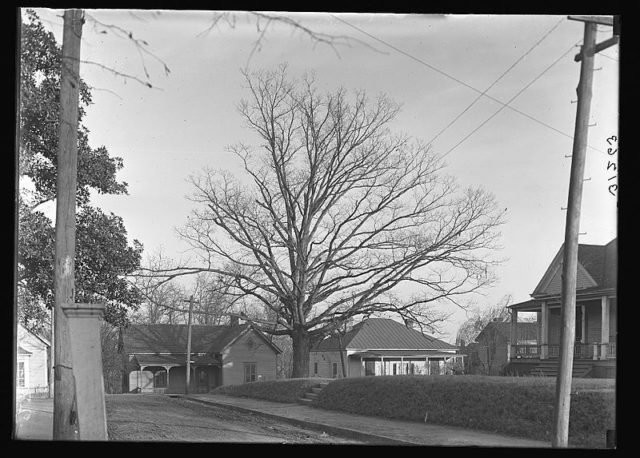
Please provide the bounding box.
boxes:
[313,375,615,448]
[211,377,333,403]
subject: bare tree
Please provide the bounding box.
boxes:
[148,66,504,377]
[130,250,186,324]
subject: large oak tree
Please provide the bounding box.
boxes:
[154,66,504,377]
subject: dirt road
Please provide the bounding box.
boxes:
[106,394,363,443]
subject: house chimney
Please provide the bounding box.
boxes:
[230,315,239,327]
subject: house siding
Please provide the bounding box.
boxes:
[221,329,278,385]
[548,308,561,345]
[309,351,346,378]
[17,327,49,397]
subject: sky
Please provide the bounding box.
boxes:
[24,10,619,343]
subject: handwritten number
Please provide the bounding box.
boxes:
[607,135,618,145]
[608,184,618,196]
[607,161,616,171]
[607,148,618,155]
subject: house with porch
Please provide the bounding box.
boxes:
[506,238,616,378]
[310,318,464,378]
[120,318,281,393]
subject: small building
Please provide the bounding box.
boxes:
[467,319,538,375]
[310,318,464,378]
[120,319,281,393]
[506,238,616,378]
[16,323,50,399]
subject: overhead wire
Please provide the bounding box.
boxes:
[440,42,580,160]
[330,14,606,154]
[426,17,566,146]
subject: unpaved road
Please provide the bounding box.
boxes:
[106,394,364,443]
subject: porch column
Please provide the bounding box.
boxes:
[509,308,518,360]
[601,296,610,360]
[400,356,404,375]
[164,365,171,388]
[540,301,548,359]
[381,356,384,375]
[580,305,587,344]
[425,357,429,375]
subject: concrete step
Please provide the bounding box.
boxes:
[298,397,313,404]
[311,387,323,394]
[304,392,319,399]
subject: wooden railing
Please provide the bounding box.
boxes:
[510,343,616,361]
[512,344,540,359]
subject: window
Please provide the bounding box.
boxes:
[332,362,338,378]
[314,362,318,375]
[244,363,257,383]
[18,362,25,387]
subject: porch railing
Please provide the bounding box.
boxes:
[510,343,616,361]
[513,344,539,359]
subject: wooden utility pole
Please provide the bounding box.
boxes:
[53,9,84,441]
[183,296,196,394]
[552,15,618,448]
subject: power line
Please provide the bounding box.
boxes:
[440,43,579,160]
[331,15,606,154]
[426,17,565,146]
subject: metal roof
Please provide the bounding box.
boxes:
[313,318,457,352]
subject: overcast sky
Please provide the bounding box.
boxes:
[26,10,618,342]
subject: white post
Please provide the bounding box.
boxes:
[62,303,108,440]
[425,357,429,375]
[541,302,549,359]
[164,366,171,388]
[510,308,518,359]
[400,356,404,375]
[600,296,610,360]
[581,305,587,344]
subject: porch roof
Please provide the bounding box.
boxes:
[133,354,221,367]
[351,349,462,359]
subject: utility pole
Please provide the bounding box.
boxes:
[182,296,197,394]
[53,9,84,441]
[552,15,618,448]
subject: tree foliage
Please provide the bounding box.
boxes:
[17,10,142,331]
[148,66,504,376]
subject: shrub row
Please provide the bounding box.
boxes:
[211,377,332,403]
[313,375,615,448]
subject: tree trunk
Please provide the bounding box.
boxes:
[291,328,312,378]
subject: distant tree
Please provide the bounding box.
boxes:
[147,66,504,377]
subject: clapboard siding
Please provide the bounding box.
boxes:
[221,329,278,385]
[309,351,345,378]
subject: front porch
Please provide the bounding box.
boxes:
[130,353,222,393]
[350,350,466,376]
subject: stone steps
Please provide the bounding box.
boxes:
[298,381,330,404]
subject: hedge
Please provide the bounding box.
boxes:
[313,375,615,448]
[211,377,332,404]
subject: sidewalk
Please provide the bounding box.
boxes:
[185,394,549,447]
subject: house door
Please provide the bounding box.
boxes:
[197,368,209,393]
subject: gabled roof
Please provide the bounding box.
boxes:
[475,321,538,343]
[17,323,51,348]
[312,318,457,352]
[122,323,281,355]
[532,238,617,298]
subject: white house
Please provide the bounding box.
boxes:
[16,323,50,399]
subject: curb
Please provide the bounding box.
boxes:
[180,395,414,445]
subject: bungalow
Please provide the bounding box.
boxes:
[16,323,50,399]
[310,318,464,378]
[120,317,281,393]
[506,238,617,378]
